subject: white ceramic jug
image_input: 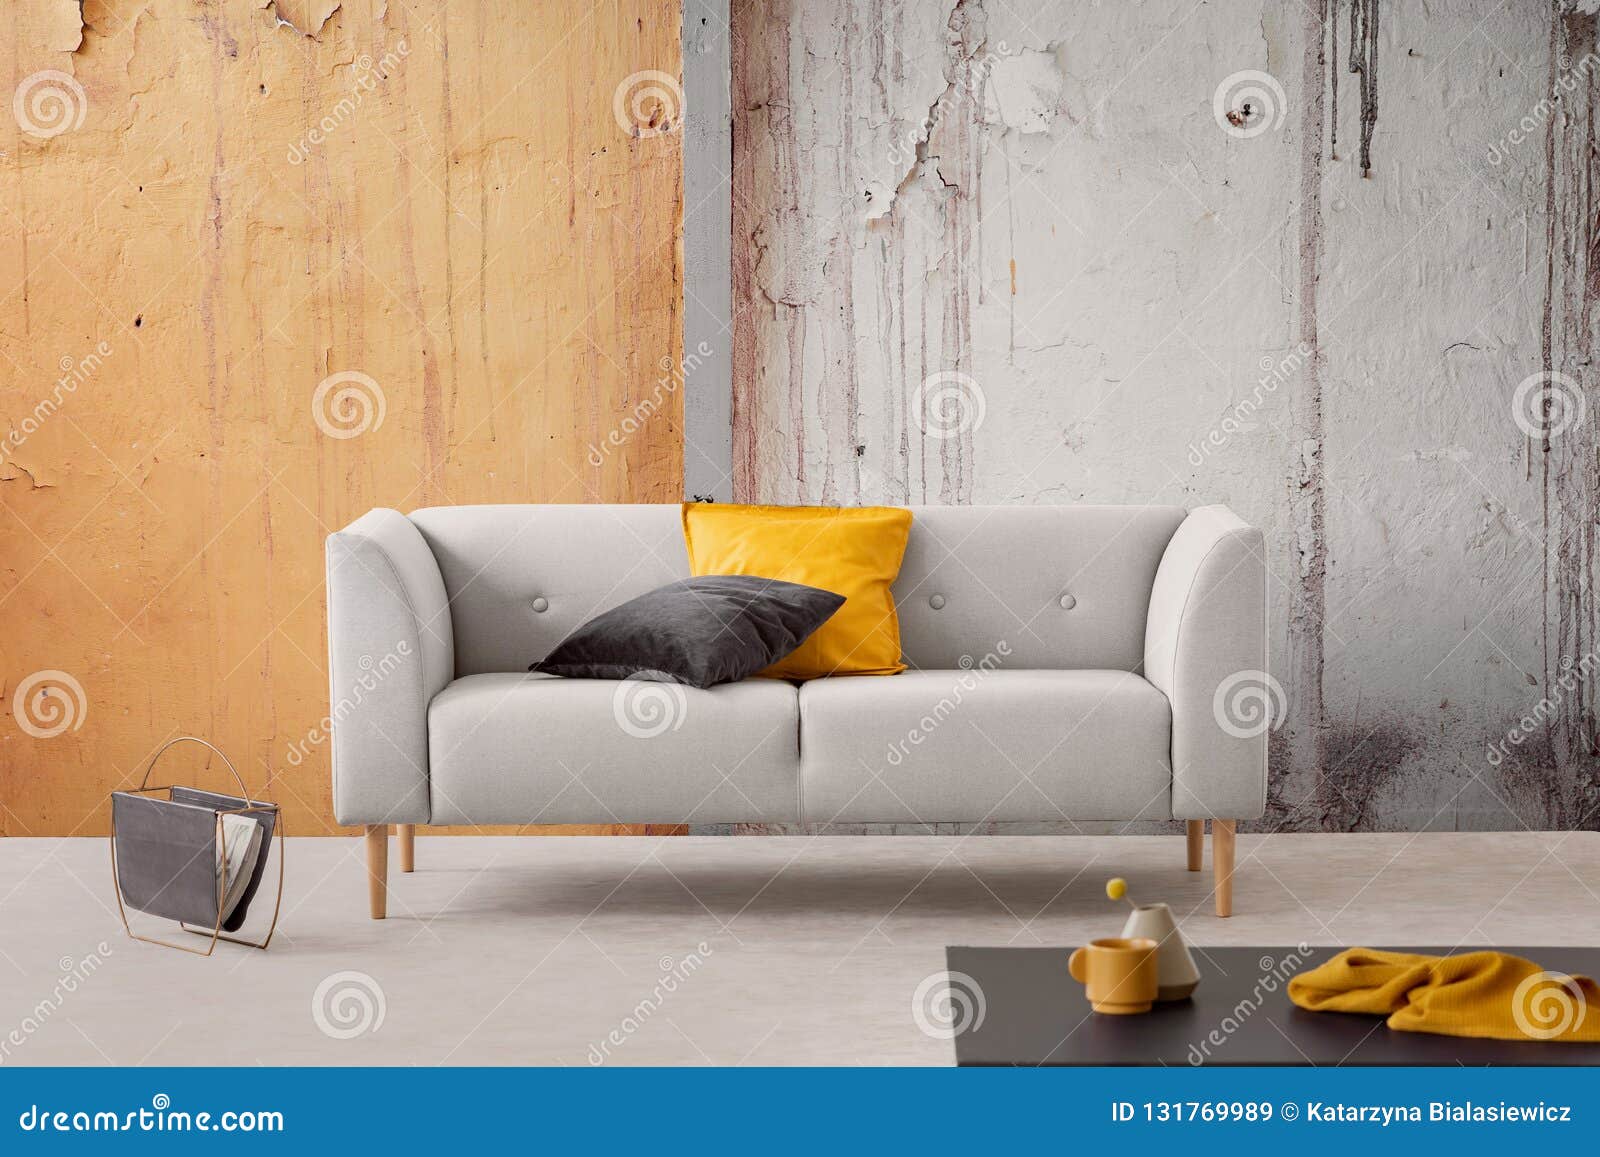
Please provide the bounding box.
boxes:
[1119,902,1200,1001]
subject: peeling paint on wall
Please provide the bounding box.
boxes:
[260,1,344,41]
[1,0,684,837]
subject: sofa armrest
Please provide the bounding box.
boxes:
[325,508,454,826]
[1143,505,1268,821]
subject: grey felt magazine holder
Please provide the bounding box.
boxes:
[110,736,284,955]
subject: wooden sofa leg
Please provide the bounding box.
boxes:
[1213,820,1236,917]
[1186,820,1204,871]
[365,824,388,919]
[398,823,415,873]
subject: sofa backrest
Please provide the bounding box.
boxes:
[408,504,1188,677]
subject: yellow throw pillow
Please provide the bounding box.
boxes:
[681,503,911,679]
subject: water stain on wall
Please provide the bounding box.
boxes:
[1345,0,1380,177]
[1522,3,1600,830]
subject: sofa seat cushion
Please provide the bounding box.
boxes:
[798,670,1172,825]
[428,673,801,825]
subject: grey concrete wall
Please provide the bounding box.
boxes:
[729,0,1600,832]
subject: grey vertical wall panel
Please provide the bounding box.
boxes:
[682,0,734,500]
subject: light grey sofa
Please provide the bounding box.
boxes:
[326,504,1267,919]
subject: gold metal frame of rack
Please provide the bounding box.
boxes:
[108,736,285,956]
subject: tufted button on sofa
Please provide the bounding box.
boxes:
[326,504,1267,919]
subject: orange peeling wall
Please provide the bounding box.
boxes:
[0,0,684,836]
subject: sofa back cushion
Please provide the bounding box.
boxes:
[409,504,1186,677]
[893,505,1186,671]
[410,505,689,678]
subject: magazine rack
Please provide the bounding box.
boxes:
[109,736,284,955]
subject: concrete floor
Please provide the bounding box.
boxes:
[1,831,1597,1065]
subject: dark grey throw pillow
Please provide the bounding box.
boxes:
[528,575,845,689]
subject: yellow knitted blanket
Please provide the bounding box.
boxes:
[1287,948,1600,1042]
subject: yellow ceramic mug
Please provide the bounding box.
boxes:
[1068,937,1159,1014]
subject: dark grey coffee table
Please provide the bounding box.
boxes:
[947,946,1600,1066]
